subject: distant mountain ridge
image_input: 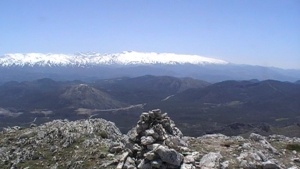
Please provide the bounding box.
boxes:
[148,79,300,136]
[0,51,228,66]
[0,51,299,83]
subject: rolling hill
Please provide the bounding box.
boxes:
[0,76,299,136]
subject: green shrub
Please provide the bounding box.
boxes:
[286,143,300,152]
[99,130,108,138]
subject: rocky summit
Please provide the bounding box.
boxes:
[0,110,300,169]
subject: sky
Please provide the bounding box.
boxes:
[0,0,299,69]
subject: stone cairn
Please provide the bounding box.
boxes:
[115,109,191,169]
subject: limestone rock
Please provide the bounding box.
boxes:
[250,133,279,154]
[140,136,155,145]
[199,152,223,169]
[156,145,184,166]
[1,109,300,169]
[250,133,266,141]
[262,160,281,169]
[181,163,196,169]
[137,159,152,169]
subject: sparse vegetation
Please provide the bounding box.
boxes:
[286,143,300,152]
[99,130,109,138]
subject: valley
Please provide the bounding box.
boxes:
[0,75,299,137]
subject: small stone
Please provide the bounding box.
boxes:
[99,153,106,158]
[199,152,223,169]
[152,109,162,115]
[288,166,299,169]
[257,151,267,162]
[144,152,156,160]
[292,158,300,163]
[30,123,37,128]
[155,145,184,166]
[128,127,139,142]
[180,163,196,169]
[137,159,152,169]
[184,155,195,164]
[145,129,156,137]
[133,144,142,152]
[109,142,123,153]
[161,113,168,118]
[220,161,229,169]
[151,160,162,168]
[141,136,155,145]
[262,160,281,169]
[140,113,150,122]
[249,133,265,141]
[107,153,115,158]
[147,143,160,150]
[124,157,137,169]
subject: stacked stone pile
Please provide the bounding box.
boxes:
[115,109,193,169]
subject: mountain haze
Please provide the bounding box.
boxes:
[0,51,299,83]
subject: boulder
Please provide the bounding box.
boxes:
[155,145,184,166]
[199,152,223,169]
[262,160,281,169]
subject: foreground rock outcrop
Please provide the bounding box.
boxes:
[0,109,300,169]
[0,118,123,168]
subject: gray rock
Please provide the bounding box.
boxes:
[156,145,184,166]
[262,160,281,169]
[140,136,155,145]
[147,143,160,151]
[137,159,152,169]
[257,151,267,162]
[124,157,137,169]
[37,131,46,139]
[18,131,34,139]
[181,163,196,169]
[127,127,139,142]
[292,158,300,163]
[109,143,124,153]
[140,112,150,122]
[116,152,129,169]
[199,152,223,169]
[250,133,265,141]
[144,152,156,160]
[151,160,162,168]
[166,136,188,149]
[152,109,162,117]
[287,166,299,169]
[250,133,279,154]
[260,139,279,154]
[184,154,195,164]
[220,160,229,169]
[133,144,142,152]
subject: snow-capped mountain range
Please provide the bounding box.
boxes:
[0,51,299,83]
[0,51,228,67]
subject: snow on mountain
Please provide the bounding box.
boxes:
[0,51,228,67]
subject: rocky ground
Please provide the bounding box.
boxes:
[0,109,299,169]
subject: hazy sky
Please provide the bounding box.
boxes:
[1,0,299,69]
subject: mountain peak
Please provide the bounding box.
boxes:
[0,51,228,67]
